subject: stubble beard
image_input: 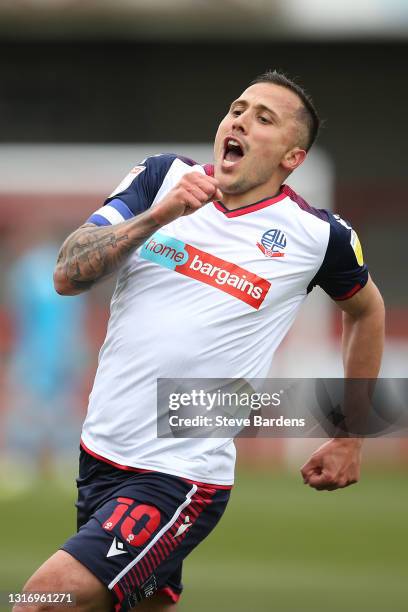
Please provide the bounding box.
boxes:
[217,167,255,195]
[221,177,250,195]
[220,167,270,196]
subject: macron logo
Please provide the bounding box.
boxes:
[107,537,127,558]
[174,516,192,538]
[141,232,271,309]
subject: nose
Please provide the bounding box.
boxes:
[232,110,249,134]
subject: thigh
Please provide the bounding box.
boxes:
[14,549,113,612]
[63,472,230,611]
[14,551,174,612]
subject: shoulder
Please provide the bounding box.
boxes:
[123,153,205,191]
[282,185,368,299]
[106,153,205,205]
[124,153,192,183]
[140,153,202,173]
[322,211,364,266]
[282,184,329,223]
[118,153,203,183]
[282,184,360,253]
[88,153,208,225]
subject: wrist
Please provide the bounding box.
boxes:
[144,208,165,229]
[330,437,364,449]
[148,202,181,227]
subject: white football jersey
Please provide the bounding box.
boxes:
[80,154,368,486]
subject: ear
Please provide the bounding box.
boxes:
[281,147,307,172]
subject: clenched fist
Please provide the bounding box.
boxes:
[150,172,223,226]
[301,438,363,491]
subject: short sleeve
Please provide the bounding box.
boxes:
[308,212,369,300]
[86,154,178,226]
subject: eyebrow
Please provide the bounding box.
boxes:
[230,99,282,123]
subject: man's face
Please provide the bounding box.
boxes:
[214,82,306,197]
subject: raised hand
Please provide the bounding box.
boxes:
[150,172,223,226]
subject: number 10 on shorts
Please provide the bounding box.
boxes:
[102,497,161,547]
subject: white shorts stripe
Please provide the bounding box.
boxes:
[108,483,198,589]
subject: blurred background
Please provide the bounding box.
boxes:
[0,1,407,611]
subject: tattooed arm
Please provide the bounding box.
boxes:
[53,213,160,295]
[54,171,221,295]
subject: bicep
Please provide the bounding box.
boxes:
[335,276,384,318]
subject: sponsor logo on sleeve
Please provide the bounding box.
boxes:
[108,165,146,198]
[141,232,271,309]
[333,214,352,230]
[256,229,287,258]
[350,229,364,266]
[130,165,146,175]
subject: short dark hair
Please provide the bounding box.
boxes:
[250,70,320,151]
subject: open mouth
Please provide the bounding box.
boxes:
[223,137,245,165]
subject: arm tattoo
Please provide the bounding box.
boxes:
[56,213,159,290]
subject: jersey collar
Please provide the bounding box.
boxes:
[213,191,287,218]
[203,163,288,218]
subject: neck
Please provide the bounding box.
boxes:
[221,182,284,210]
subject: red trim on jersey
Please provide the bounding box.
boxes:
[180,476,232,490]
[80,439,233,489]
[213,191,287,218]
[333,283,362,301]
[282,184,327,220]
[158,586,181,603]
[203,163,287,217]
[80,440,154,473]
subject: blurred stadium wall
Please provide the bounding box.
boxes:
[0,1,407,472]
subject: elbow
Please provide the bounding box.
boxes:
[371,278,385,316]
[378,293,386,317]
[53,267,83,296]
[53,268,71,295]
[371,287,386,327]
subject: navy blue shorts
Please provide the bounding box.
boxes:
[62,448,231,611]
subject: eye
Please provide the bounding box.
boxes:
[258,115,270,124]
[231,109,242,117]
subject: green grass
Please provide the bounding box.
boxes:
[180,468,408,611]
[1,468,407,611]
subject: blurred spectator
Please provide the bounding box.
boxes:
[1,230,87,494]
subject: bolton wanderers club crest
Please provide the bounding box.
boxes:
[256,229,287,258]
